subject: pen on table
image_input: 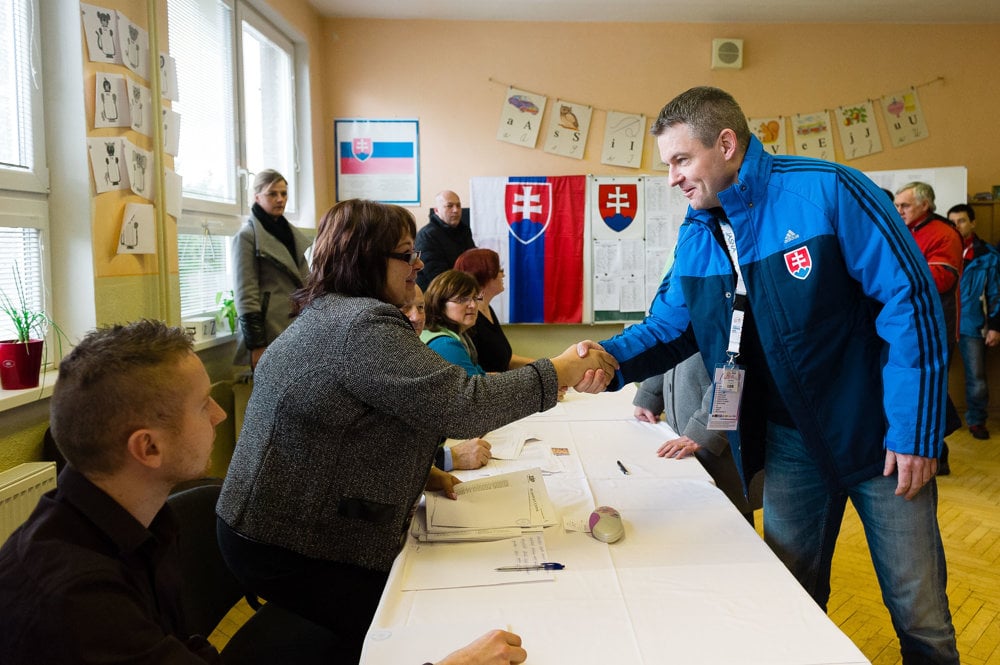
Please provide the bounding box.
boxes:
[617,460,630,475]
[495,562,565,571]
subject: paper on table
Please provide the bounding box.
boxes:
[365,620,510,665]
[481,423,535,460]
[409,506,531,542]
[400,532,556,590]
[426,468,557,529]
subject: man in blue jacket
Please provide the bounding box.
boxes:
[578,87,957,663]
[948,203,1000,440]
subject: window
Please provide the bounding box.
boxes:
[0,0,50,349]
[178,227,231,320]
[0,0,47,192]
[168,0,302,319]
[241,17,297,215]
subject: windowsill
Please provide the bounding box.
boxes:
[0,369,58,414]
[192,332,237,352]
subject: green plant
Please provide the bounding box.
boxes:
[0,264,52,343]
[216,290,237,334]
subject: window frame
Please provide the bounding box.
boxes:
[171,0,307,321]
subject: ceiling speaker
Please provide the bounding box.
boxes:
[711,38,743,70]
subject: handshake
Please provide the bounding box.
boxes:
[550,340,619,394]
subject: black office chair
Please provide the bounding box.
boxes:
[166,482,339,664]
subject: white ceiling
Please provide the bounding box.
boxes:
[307,0,1000,24]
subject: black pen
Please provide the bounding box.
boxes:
[617,460,630,475]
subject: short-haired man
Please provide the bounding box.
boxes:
[0,320,228,664]
[948,203,1000,439]
[578,87,958,663]
[895,181,963,473]
[415,189,476,289]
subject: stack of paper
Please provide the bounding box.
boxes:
[413,468,558,542]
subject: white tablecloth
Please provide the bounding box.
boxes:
[361,388,869,665]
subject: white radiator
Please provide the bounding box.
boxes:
[0,462,57,547]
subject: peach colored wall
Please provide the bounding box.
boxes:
[320,19,1000,211]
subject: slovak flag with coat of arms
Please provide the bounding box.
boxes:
[469,176,586,323]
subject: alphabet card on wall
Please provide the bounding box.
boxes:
[881,88,929,147]
[543,100,592,160]
[748,116,787,155]
[497,87,547,149]
[80,3,123,65]
[87,137,130,193]
[117,203,155,255]
[601,111,645,169]
[836,100,883,160]
[117,13,150,82]
[94,73,130,129]
[791,111,834,161]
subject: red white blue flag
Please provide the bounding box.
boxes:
[338,138,415,175]
[470,176,586,323]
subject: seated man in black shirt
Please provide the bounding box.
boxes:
[0,320,228,664]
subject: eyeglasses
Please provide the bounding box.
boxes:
[448,295,484,305]
[385,250,422,265]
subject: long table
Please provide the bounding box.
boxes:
[361,387,869,665]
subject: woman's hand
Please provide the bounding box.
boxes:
[426,466,461,499]
[634,406,659,424]
[657,436,701,459]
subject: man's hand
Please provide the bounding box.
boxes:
[884,450,937,500]
[426,466,461,499]
[986,329,1000,347]
[657,436,702,459]
[437,629,527,665]
[451,438,491,470]
[550,340,618,393]
[634,406,659,424]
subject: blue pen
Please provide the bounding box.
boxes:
[495,562,565,571]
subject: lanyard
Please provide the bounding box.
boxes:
[718,221,747,362]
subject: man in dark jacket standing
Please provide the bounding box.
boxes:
[415,190,476,289]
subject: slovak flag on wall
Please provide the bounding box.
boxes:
[469,176,586,323]
[337,138,415,174]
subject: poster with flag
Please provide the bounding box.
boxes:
[470,176,586,323]
[334,118,419,204]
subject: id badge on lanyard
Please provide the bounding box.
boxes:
[707,220,746,431]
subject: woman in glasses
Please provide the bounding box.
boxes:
[421,269,487,376]
[217,199,618,663]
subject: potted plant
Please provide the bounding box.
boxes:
[0,264,59,390]
[216,289,237,335]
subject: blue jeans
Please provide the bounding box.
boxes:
[958,334,989,426]
[762,423,959,664]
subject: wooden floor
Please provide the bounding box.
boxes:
[754,419,1000,665]
[210,421,1000,663]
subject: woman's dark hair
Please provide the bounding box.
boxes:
[423,269,480,334]
[292,199,416,313]
[454,248,500,289]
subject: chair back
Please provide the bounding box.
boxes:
[167,482,246,638]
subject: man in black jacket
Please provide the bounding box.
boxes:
[415,189,476,289]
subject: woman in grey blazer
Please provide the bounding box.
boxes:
[231,169,311,368]
[217,199,617,663]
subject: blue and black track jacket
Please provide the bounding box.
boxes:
[601,136,948,491]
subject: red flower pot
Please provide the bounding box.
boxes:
[0,339,44,390]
